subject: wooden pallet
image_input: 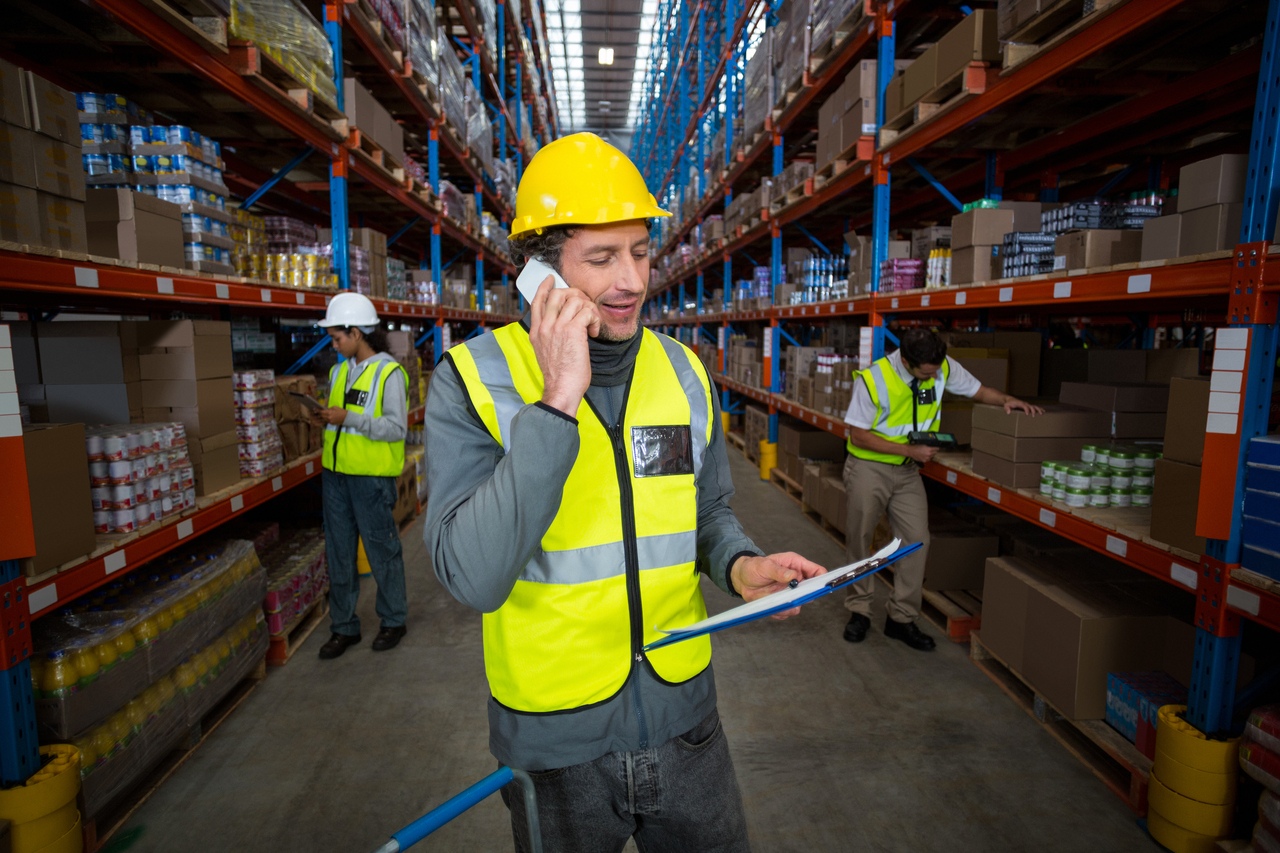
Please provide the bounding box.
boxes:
[226,41,346,141]
[266,595,330,666]
[878,62,1000,147]
[874,563,982,642]
[1000,0,1129,73]
[808,7,868,73]
[83,658,267,852]
[969,630,1151,815]
[348,127,405,182]
[768,467,804,503]
[813,158,850,190]
[353,0,405,65]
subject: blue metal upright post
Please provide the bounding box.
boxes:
[498,1,507,163]
[0,558,37,787]
[326,3,350,290]
[870,14,895,360]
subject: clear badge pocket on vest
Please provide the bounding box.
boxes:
[344,387,370,408]
[631,426,693,478]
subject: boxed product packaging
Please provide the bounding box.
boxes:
[25,72,78,144]
[1176,154,1246,213]
[1105,671,1187,758]
[936,9,1000,79]
[951,207,1014,250]
[1058,381,1169,413]
[947,348,1009,393]
[819,476,847,534]
[951,245,999,285]
[939,401,974,445]
[980,556,1060,672]
[970,430,1104,463]
[902,45,938,106]
[85,189,184,267]
[34,191,86,252]
[0,58,28,128]
[1150,458,1206,555]
[923,526,998,591]
[1053,229,1142,270]
[1162,377,1210,465]
[1141,214,1182,262]
[1087,350,1147,383]
[1144,349,1201,385]
[0,123,36,188]
[32,138,84,201]
[1039,349,1088,397]
[998,200,1044,233]
[971,449,1042,489]
[20,422,95,576]
[0,181,38,243]
[992,331,1043,398]
[1179,203,1243,256]
[141,376,234,413]
[972,402,1112,438]
[780,421,845,461]
[36,321,128,384]
[190,428,240,495]
[138,323,234,381]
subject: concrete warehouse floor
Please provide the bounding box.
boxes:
[121,449,1153,853]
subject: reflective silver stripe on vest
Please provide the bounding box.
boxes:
[656,334,709,478]
[869,363,893,431]
[366,360,390,416]
[466,333,527,448]
[521,529,698,585]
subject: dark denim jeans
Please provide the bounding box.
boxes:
[501,709,749,853]
[322,469,407,635]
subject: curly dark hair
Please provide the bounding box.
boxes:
[508,220,655,272]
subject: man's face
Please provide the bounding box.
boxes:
[558,220,651,341]
[906,361,941,382]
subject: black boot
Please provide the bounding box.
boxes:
[884,618,936,651]
[843,613,870,643]
[372,625,407,651]
[318,632,362,659]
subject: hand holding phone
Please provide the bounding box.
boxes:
[516,257,569,304]
[528,270,599,417]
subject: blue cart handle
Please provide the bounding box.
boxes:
[370,766,542,853]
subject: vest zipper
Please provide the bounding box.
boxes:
[609,421,649,748]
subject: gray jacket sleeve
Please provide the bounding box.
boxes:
[423,359,580,613]
[696,381,764,597]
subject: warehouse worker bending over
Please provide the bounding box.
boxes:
[841,329,1043,650]
[424,133,826,852]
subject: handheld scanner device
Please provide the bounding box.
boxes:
[516,257,569,305]
[908,431,957,449]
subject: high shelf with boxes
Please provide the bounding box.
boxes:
[632,0,1280,823]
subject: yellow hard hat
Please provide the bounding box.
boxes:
[510,132,670,239]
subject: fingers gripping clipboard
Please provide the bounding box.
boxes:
[642,540,922,651]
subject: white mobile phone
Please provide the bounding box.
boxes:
[516,257,568,305]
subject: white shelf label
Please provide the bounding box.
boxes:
[216,283,230,299]
[306,461,315,474]
[157,277,174,294]
[1227,584,1260,615]
[74,267,99,288]
[230,495,244,512]
[296,292,306,304]
[1039,508,1055,527]
[946,471,957,484]
[763,328,772,358]
[1170,562,1197,590]
[1208,391,1241,413]
[999,287,1013,302]
[1210,371,1243,393]
[272,476,283,491]
[261,288,272,302]
[1213,349,1246,371]
[104,550,127,574]
[891,298,899,308]
[1053,281,1071,299]
[1217,328,1249,349]
[1105,535,1127,557]
[955,291,967,305]
[921,295,930,306]
[1206,412,1239,434]
[28,583,57,614]
[987,487,1001,504]
[177,519,194,539]
[1127,274,1152,293]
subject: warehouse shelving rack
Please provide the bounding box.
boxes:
[0,0,562,794]
[633,0,1280,767]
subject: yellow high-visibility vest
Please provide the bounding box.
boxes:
[449,324,714,713]
[846,355,950,465]
[322,357,407,477]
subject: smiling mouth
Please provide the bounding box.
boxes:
[600,301,637,316]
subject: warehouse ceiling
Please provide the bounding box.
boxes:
[544,0,656,147]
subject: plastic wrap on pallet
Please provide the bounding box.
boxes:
[439,180,468,223]
[773,0,810,99]
[403,0,438,86]
[228,0,338,110]
[367,0,405,50]
[743,39,773,140]
[439,32,468,140]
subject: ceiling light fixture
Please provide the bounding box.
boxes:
[598,47,614,65]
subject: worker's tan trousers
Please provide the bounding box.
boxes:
[841,455,930,624]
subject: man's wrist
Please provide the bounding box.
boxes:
[726,551,760,598]
[539,393,581,419]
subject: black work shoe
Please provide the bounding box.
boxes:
[318,632,362,659]
[843,613,871,643]
[371,625,407,652]
[884,618,936,651]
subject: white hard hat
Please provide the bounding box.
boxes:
[318,292,379,328]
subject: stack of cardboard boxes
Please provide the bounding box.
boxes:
[784,344,831,403]
[815,60,877,171]
[970,403,1112,489]
[844,232,908,294]
[85,189,185,267]
[1142,154,1248,262]
[923,510,1000,593]
[743,405,770,463]
[319,227,389,296]
[950,207,1011,285]
[1149,377,1210,555]
[19,421,96,578]
[939,330,1042,444]
[883,11,1000,121]
[28,322,139,424]
[1059,381,1169,441]
[727,337,762,388]
[778,423,844,483]
[0,59,87,252]
[342,78,406,169]
[274,373,323,463]
[386,331,424,410]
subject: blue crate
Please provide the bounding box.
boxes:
[1246,462,1280,495]
[1244,487,1280,520]
[1244,515,1280,552]
[1248,435,1280,467]
[1243,543,1280,581]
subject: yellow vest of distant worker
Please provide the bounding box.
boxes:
[846,356,950,465]
[322,358,408,476]
[449,324,715,714]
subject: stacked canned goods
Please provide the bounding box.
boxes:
[233,371,283,477]
[1038,443,1162,508]
[86,423,196,534]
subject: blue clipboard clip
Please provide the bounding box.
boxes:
[643,541,923,652]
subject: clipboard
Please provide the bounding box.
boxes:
[643,539,922,651]
[290,392,323,410]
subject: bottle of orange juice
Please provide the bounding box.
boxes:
[110,619,137,660]
[124,698,146,733]
[29,655,45,699]
[41,651,78,699]
[93,631,119,673]
[90,725,117,763]
[107,711,132,748]
[72,735,97,777]
[157,674,176,710]
[131,610,159,647]
[154,602,173,633]
[72,645,101,688]
[174,661,198,696]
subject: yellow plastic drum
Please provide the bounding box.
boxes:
[0,745,82,853]
[721,410,730,438]
[1153,745,1237,805]
[1147,808,1219,853]
[759,440,777,481]
[1155,705,1240,774]
[1149,776,1233,838]
[358,538,371,576]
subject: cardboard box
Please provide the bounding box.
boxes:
[1112,412,1165,438]
[841,102,875,146]
[1177,154,1247,213]
[85,189,184,267]
[951,245,998,284]
[843,59,878,105]
[193,442,239,495]
[949,351,1008,393]
[135,319,232,348]
[141,375,233,411]
[1087,350,1147,384]
[971,429,1105,463]
[972,402,1111,438]
[0,123,36,189]
[992,331,1043,398]
[342,77,381,139]
[35,321,126,384]
[902,45,939,106]
[971,449,1042,489]
[998,201,1044,233]
[981,556,1058,672]
[0,59,29,128]
[924,527,999,592]
[25,73,78,144]
[144,403,234,439]
[1059,381,1169,413]
[45,384,130,424]
[1179,203,1242,256]
[1141,214,1182,262]
[0,181,38,244]
[940,401,974,445]
[1040,349,1088,398]
[780,422,846,460]
[936,9,1000,80]
[819,475,847,534]
[139,341,234,381]
[884,74,904,119]
[19,423,95,576]
[34,192,86,252]
[1053,229,1142,270]
[951,207,1015,250]
[1163,377,1210,465]
[1150,458,1206,555]
[1145,349,1201,385]
[32,138,83,201]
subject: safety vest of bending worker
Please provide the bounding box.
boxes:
[449,324,716,713]
[846,356,950,466]
[322,357,408,476]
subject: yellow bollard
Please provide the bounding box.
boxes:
[721,410,730,437]
[358,538,371,576]
[0,744,82,853]
[758,440,777,480]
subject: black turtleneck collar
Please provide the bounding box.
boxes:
[520,311,641,387]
